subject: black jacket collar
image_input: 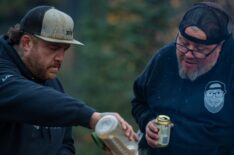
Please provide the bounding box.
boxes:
[0,35,45,84]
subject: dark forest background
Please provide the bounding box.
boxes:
[1,0,233,154]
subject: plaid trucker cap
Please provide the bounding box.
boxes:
[179,2,230,45]
[20,5,83,45]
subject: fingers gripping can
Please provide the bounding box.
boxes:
[154,115,173,147]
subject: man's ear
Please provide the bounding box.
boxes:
[20,34,33,51]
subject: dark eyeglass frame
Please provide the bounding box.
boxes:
[175,34,221,59]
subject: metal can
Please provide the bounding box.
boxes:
[154,115,173,147]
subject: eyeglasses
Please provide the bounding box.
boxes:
[175,32,221,59]
[176,42,220,59]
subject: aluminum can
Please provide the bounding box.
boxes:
[154,115,173,147]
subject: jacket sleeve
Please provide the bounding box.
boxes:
[57,127,75,155]
[0,67,95,128]
[131,52,161,133]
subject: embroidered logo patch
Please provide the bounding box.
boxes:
[1,74,13,83]
[204,81,226,113]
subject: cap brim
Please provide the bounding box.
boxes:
[34,34,84,45]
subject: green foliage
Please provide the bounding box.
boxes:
[0,0,63,34]
[68,0,178,109]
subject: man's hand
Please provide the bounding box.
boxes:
[145,119,174,148]
[145,120,160,148]
[90,112,138,142]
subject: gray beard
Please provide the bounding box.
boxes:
[178,62,214,81]
[179,67,203,81]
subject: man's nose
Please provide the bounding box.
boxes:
[184,49,195,58]
[185,45,196,58]
[55,50,65,61]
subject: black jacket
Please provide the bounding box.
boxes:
[132,37,234,155]
[0,35,95,155]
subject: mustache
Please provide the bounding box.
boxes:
[50,61,62,69]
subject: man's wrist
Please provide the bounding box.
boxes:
[89,112,102,129]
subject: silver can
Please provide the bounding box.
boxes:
[154,115,173,147]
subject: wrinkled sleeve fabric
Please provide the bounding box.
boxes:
[0,62,95,128]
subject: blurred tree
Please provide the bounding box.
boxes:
[0,0,63,34]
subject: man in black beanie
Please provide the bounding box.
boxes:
[132,2,234,155]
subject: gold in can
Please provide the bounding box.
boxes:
[154,115,173,147]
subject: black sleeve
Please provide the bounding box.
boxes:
[0,70,95,128]
[57,127,75,155]
[131,52,161,132]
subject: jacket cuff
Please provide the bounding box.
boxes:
[77,107,96,129]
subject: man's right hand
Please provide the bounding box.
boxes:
[145,120,160,148]
[89,112,138,142]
